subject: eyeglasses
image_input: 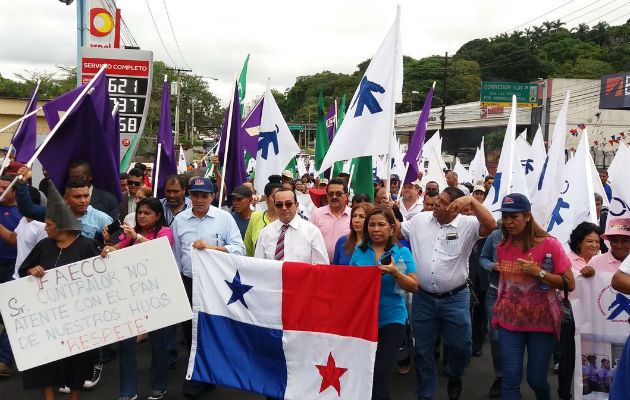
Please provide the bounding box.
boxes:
[326,191,345,198]
[274,201,295,209]
[128,180,142,186]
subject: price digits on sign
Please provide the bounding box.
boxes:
[119,116,139,133]
[107,77,147,95]
[109,97,145,114]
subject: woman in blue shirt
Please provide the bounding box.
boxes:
[332,202,374,265]
[350,206,418,400]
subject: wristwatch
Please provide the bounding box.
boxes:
[136,234,143,240]
[538,270,547,280]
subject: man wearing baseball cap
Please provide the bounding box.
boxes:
[230,185,253,239]
[588,218,630,273]
[171,177,245,398]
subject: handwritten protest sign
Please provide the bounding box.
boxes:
[0,237,192,371]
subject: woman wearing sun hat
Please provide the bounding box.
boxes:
[588,218,630,273]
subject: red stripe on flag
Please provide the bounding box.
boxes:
[282,262,380,342]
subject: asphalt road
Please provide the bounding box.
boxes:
[1,330,561,400]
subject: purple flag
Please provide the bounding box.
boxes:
[151,81,177,199]
[42,73,109,130]
[239,96,264,158]
[325,104,336,144]
[11,84,38,163]
[218,82,246,195]
[403,86,434,185]
[38,92,122,203]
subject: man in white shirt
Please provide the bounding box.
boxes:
[255,188,328,264]
[400,187,496,400]
[399,183,423,221]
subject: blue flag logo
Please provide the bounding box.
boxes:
[521,159,534,175]
[608,293,630,320]
[610,197,630,217]
[537,156,550,190]
[547,197,570,231]
[258,124,280,160]
[491,172,502,204]
[352,76,385,117]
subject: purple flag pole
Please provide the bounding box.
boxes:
[153,143,162,197]
[0,66,107,202]
[402,82,435,185]
[218,76,238,208]
[0,108,41,134]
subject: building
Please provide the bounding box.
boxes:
[0,96,50,147]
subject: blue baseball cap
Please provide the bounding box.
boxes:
[390,174,400,181]
[373,177,382,185]
[189,177,216,193]
[499,193,531,213]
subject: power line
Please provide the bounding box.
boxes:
[161,0,190,69]
[503,0,575,33]
[565,0,622,23]
[144,0,179,67]
[583,1,630,24]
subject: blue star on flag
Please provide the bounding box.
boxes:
[225,271,253,308]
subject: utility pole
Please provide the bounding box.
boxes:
[191,97,196,142]
[541,79,548,144]
[440,52,448,132]
[167,68,192,145]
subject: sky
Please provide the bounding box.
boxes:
[1,0,629,105]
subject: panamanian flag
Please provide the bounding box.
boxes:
[186,249,381,399]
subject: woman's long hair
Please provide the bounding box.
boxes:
[344,202,374,255]
[134,197,167,239]
[500,212,549,252]
[359,206,399,252]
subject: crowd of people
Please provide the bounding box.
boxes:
[0,154,629,400]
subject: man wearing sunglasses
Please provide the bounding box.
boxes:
[254,188,328,264]
[119,168,144,222]
[309,178,351,263]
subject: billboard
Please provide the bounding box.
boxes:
[599,72,630,110]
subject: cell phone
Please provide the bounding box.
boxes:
[107,220,121,235]
[379,252,392,265]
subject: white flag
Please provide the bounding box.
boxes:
[253,89,300,193]
[373,155,387,179]
[483,96,529,220]
[296,157,307,178]
[607,143,630,218]
[453,157,474,185]
[515,129,531,164]
[469,137,488,184]
[526,126,547,197]
[177,145,187,173]
[547,129,596,248]
[316,9,402,174]
[420,145,448,191]
[420,131,441,166]
[531,92,570,225]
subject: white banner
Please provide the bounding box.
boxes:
[0,237,191,371]
[572,273,630,399]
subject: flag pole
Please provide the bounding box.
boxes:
[218,76,238,208]
[583,129,597,223]
[0,108,42,134]
[397,162,410,199]
[0,66,107,202]
[506,95,516,195]
[347,162,356,192]
[153,143,162,197]
[0,145,14,178]
[0,80,41,138]
[385,5,401,200]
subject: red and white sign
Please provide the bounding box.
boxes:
[87,0,121,48]
[82,58,149,78]
[122,138,130,147]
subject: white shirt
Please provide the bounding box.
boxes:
[400,197,424,221]
[620,255,630,275]
[13,218,47,279]
[254,214,329,264]
[401,212,481,293]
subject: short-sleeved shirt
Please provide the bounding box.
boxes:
[568,250,588,276]
[0,204,21,262]
[79,205,113,239]
[332,235,354,266]
[243,211,273,257]
[492,236,571,338]
[350,243,417,328]
[399,197,423,221]
[401,212,481,293]
[309,205,351,262]
[13,218,47,279]
[231,211,250,239]
[620,255,630,275]
[589,251,623,273]
[117,226,173,249]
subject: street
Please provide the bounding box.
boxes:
[1,330,560,400]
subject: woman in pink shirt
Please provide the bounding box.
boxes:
[492,193,575,400]
[101,197,173,400]
[588,218,630,273]
[567,222,602,278]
